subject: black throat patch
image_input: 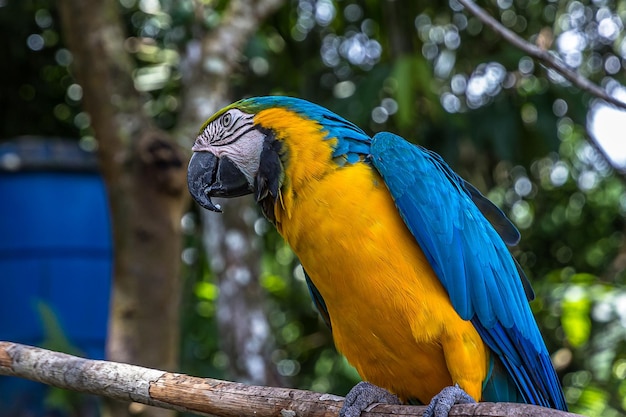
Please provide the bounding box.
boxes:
[254,128,284,223]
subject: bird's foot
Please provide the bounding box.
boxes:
[424,384,475,417]
[340,381,401,417]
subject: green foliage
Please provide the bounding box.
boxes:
[492,122,626,416]
[0,0,83,140]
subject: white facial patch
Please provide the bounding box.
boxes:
[193,108,265,186]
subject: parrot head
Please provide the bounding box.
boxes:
[187,96,371,220]
[187,106,267,213]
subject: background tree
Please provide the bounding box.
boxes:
[1,1,626,417]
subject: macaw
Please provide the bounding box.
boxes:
[187,96,567,417]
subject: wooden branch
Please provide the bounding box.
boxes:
[0,342,583,417]
[456,0,626,111]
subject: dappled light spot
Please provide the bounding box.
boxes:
[333,80,356,99]
[588,84,626,169]
[511,199,533,229]
[26,33,44,51]
[550,162,570,187]
[371,106,388,124]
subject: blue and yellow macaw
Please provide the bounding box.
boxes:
[187,96,567,417]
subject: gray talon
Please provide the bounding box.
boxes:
[340,381,400,417]
[424,384,475,417]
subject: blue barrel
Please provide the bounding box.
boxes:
[0,137,113,416]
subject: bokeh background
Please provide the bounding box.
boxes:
[1,1,626,417]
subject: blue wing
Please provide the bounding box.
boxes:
[303,268,332,330]
[369,132,566,410]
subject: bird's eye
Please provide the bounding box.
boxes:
[221,112,232,127]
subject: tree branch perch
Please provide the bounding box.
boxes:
[0,342,583,417]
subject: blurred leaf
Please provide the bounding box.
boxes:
[36,301,82,356]
[561,285,591,347]
[195,281,219,301]
[261,273,288,295]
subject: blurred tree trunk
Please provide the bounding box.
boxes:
[58,2,285,417]
[383,0,416,57]
[173,0,285,387]
[57,1,188,417]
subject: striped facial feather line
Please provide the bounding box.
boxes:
[192,107,266,187]
[193,110,255,151]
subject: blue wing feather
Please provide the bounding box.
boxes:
[303,268,332,330]
[370,132,567,410]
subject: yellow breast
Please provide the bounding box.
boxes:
[277,160,490,403]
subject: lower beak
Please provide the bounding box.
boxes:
[187,152,253,212]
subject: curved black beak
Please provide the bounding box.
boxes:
[187,152,253,212]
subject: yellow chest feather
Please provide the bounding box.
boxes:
[274,161,490,403]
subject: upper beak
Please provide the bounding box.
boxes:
[187,152,253,212]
